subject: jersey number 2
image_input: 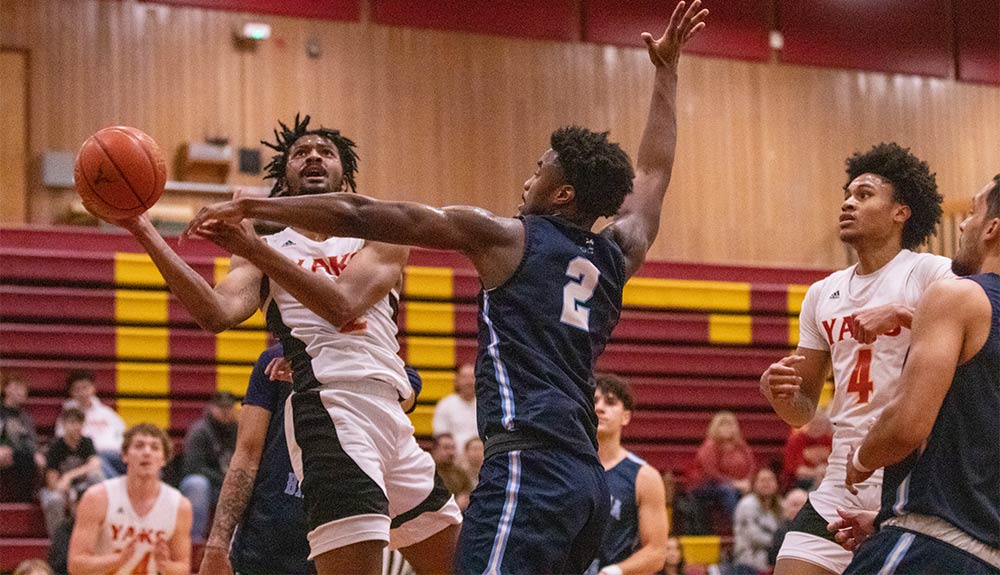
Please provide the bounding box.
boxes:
[561,257,600,332]
[847,348,874,403]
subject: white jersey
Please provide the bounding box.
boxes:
[94,477,182,575]
[262,228,409,398]
[798,249,953,487]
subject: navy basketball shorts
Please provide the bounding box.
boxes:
[455,448,610,575]
[845,527,999,575]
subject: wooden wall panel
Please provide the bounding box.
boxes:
[0,50,28,224]
[139,0,361,21]
[373,0,579,41]
[2,0,998,269]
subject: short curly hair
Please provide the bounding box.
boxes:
[550,126,634,219]
[844,143,942,249]
[262,113,359,198]
[595,373,634,412]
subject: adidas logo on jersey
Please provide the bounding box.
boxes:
[281,240,296,247]
[830,290,840,299]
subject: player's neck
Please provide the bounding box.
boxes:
[598,436,625,469]
[853,238,903,275]
[124,473,161,501]
[981,253,1000,276]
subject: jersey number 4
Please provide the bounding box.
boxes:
[561,257,601,332]
[847,348,874,403]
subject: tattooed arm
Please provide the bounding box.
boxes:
[198,405,271,575]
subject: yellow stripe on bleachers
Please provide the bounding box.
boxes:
[407,404,435,436]
[406,302,455,334]
[115,290,168,324]
[406,337,456,368]
[213,257,230,286]
[679,536,723,566]
[788,317,800,346]
[417,370,455,403]
[787,284,809,314]
[405,266,453,299]
[116,398,170,430]
[216,364,254,396]
[216,330,268,363]
[114,253,165,287]
[115,362,169,396]
[707,314,752,344]
[116,327,168,360]
[624,278,751,312]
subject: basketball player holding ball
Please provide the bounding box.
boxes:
[106,119,460,575]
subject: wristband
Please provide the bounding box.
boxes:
[852,448,873,474]
[600,566,623,575]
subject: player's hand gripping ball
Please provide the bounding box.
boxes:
[74,126,167,221]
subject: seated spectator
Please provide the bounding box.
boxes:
[430,433,472,511]
[1,375,43,502]
[768,488,808,567]
[40,408,102,537]
[57,369,126,479]
[689,411,756,530]
[781,405,832,491]
[463,437,484,488]
[731,467,782,575]
[432,363,478,458]
[662,469,706,536]
[180,391,238,544]
[660,536,688,575]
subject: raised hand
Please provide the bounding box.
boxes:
[641,0,709,68]
[196,219,262,260]
[183,188,249,242]
[760,354,806,401]
[850,304,906,344]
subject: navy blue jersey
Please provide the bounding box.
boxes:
[476,216,626,459]
[230,344,314,575]
[599,452,645,567]
[893,273,1000,547]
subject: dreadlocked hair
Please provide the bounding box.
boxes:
[844,142,942,249]
[550,126,634,219]
[261,113,359,197]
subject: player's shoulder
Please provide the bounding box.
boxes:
[923,276,989,311]
[902,250,952,274]
[805,266,855,298]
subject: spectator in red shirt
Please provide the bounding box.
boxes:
[689,411,756,525]
[781,405,832,491]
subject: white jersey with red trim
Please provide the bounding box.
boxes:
[797,249,952,487]
[261,227,409,398]
[94,477,182,575]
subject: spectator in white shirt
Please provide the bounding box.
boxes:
[431,363,478,457]
[56,370,126,478]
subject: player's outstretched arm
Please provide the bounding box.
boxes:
[605,464,669,575]
[847,279,985,488]
[187,193,525,289]
[199,405,271,575]
[119,213,262,333]
[601,0,708,279]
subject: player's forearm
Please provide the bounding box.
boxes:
[68,552,125,575]
[247,241,362,326]
[205,461,259,549]
[635,67,679,178]
[614,544,669,575]
[765,392,816,428]
[857,407,923,472]
[158,557,191,575]
[128,223,234,332]
[242,195,468,252]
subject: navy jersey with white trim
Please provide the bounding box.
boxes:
[475,215,626,459]
[599,452,645,567]
[894,273,1000,547]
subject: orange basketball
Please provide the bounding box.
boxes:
[74,126,167,221]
